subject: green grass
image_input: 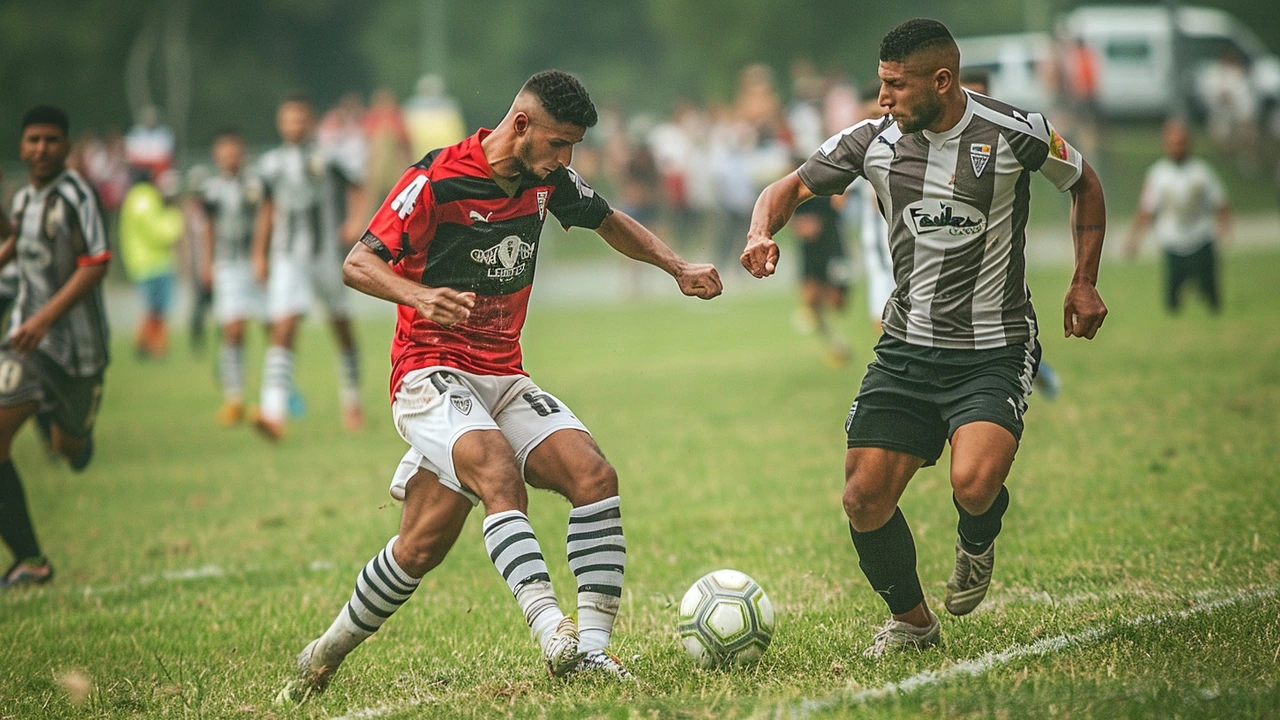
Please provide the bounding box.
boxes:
[2,249,1279,719]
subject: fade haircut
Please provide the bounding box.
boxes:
[521,70,598,128]
[879,18,957,64]
[22,105,69,135]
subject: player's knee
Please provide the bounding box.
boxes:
[569,460,618,505]
[842,481,893,532]
[393,533,448,578]
[467,459,527,511]
[950,469,1002,514]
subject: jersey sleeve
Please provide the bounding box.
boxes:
[547,166,612,230]
[69,182,110,266]
[1201,162,1227,207]
[1035,118,1084,192]
[797,119,879,196]
[363,167,436,263]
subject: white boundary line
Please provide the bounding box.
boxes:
[791,583,1280,716]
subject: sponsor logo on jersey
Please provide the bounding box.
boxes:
[469,210,493,223]
[391,176,427,220]
[470,234,535,280]
[536,190,548,221]
[901,199,988,238]
[1049,130,1070,161]
[451,395,472,415]
[969,143,992,178]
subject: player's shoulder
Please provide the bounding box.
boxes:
[966,91,1052,144]
[819,115,896,156]
[55,170,101,212]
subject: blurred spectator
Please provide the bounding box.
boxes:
[364,88,411,202]
[85,127,130,218]
[120,169,184,358]
[124,105,175,179]
[1197,50,1260,173]
[403,74,466,159]
[823,67,861,136]
[319,92,370,181]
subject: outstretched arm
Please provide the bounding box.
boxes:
[740,171,814,278]
[595,210,721,299]
[342,239,475,325]
[1064,159,1108,339]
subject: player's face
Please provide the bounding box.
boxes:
[878,60,944,134]
[277,102,315,144]
[514,115,585,180]
[212,136,245,174]
[19,123,69,185]
[1163,124,1189,163]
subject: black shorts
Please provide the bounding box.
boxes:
[800,240,851,288]
[845,334,1040,466]
[0,350,104,439]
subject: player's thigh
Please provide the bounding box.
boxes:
[948,421,1018,511]
[311,256,352,320]
[214,262,263,328]
[493,380,593,478]
[266,260,312,325]
[524,429,617,506]
[394,464,473,577]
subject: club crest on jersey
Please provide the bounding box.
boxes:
[537,190,548,221]
[470,234,535,280]
[450,395,472,415]
[969,143,992,178]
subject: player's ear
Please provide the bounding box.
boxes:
[513,112,531,136]
[934,67,953,95]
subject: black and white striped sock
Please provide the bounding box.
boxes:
[219,343,244,403]
[483,510,565,649]
[567,496,625,652]
[316,537,420,664]
[260,346,293,421]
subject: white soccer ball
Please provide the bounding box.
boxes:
[677,569,775,668]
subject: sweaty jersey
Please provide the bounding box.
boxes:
[7,170,111,377]
[363,128,612,399]
[799,90,1084,350]
[201,170,263,264]
[257,142,361,262]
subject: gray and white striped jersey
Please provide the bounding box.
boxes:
[7,170,111,377]
[256,142,362,263]
[799,90,1083,349]
[200,171,263,264]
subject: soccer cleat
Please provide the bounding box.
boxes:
[251,410,285,444]
[217,401,245,427]
[2,557,54,589]
[945,541,996,616]
[342,403,364,432]
[862,609,940,659]
[68,436,94,472]
[568,649,634,681]
[273,639,340,706]
[544,616,585,678]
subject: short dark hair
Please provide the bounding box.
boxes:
[522,70,598,128]
[879,18,956,63]
[22,105,69,135]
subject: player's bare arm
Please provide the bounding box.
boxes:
[741,171,815,278]
[341,184,367,245]
[1064,159,1108,340]
[199,204,217,290]
[250,197,273,283]
[342,240,475,326]
[9,262,109,352]
[0,236,14,271]
[595,210,721,299]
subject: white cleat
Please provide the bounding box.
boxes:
[862,609,941,659]
[273,638,341,706]
[543,616,585,678]
[569,649,634,681]
[945,541,996,616]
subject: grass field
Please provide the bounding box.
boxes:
[2,248,1279,719]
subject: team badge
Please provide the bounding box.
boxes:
[969,143,992,178]
[536,190,548,221]
[450,395,472,415]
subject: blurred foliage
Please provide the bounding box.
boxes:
[0,0,1278,155]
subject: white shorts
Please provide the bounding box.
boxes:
[213,261,265,324]
[312,253,351,319]
[266,258,314,321]
[388,367,589,506]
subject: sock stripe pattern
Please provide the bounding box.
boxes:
[483,511,551,593]
[339,347,360,397]
[345,537,419,633]
[261,346,293,421]
[567,496,625,598]
[219,344,244,401]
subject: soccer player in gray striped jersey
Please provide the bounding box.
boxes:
[742,19,1109,657]
[250,93,368,442]
[0,106,111,589]
[197,128,264,426]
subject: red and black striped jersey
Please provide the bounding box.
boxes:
[363,128,612,400]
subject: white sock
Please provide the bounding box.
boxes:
[219,342,244,403]
[261,346,293,421]
[482,510,564,650]
[316,536,419,665]
[568,496,626,652]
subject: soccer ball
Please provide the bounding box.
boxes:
[677,569,775,668]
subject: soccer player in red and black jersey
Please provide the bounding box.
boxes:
[276,71,720,702]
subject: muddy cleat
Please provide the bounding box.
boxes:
[273,639,340,706]
[251,409,285,444]
[544,616,585,678]
[945,541,996,616]
[569,649,634,681]
[2,557,54,589]
[862,609,940,659]
[217,401,245,427]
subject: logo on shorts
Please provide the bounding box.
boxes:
[845,401,859,433]
[969,143,992,178]
[1006,396,1024,421]
[470,235,535,280]
[450,395,472,415]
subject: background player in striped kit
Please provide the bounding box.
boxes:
[250,93,368,441]
[0,106,111,588]
[742,19,1108,657]
[197,128,264,425]
[275,70,721,704]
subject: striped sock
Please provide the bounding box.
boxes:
[316,537,419,665]
[338,347,361,407]
[483,510,565,650]
[260,346,293,422]
[567,496,626,652]
[219,343,244,403]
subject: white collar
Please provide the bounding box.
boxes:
[921,91,974,149]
